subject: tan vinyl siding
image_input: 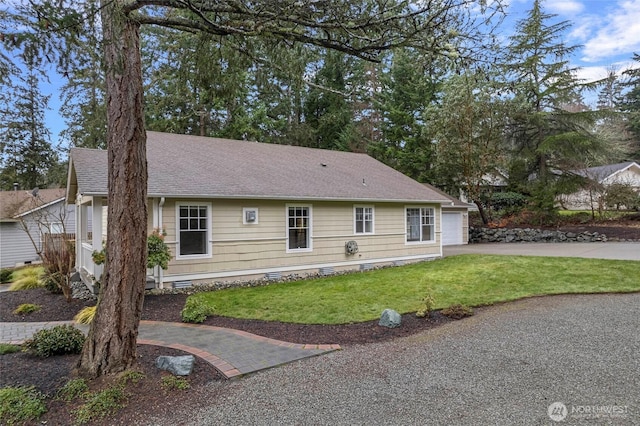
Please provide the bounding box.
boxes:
[159,199,441,281]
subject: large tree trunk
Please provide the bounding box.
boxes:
[77,0,148,378]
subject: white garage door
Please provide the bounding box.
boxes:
[442,212,463,246]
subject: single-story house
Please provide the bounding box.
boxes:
[560,161,640,210]
[0,188,76,269]
[66,131,466,289]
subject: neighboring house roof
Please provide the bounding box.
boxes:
[572,161,640,183]
[0,188,66,222]
[423,183,476,209]
[67,131,452,204]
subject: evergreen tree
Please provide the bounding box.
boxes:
[58,0,106,149]
[619,54,640,159]
[370,48,439,182]
[503,0,608,217]
[303,50,357,150]
[0,60,57,190]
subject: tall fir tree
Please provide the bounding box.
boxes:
[503,0,608,214]
[58,0,106,149]
[370,48,439,182]
[0,59,58,190]
[619,54,640,159]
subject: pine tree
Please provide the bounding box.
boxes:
[0,60,57,190]
[619,54,640,159]
[503,0,608,219]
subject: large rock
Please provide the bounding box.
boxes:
[156,355,195,376]
[379,309,401,328]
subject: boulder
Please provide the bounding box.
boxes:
[156,355,195,376]
[379,309,401,328]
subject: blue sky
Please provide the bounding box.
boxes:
[39,0,640,147]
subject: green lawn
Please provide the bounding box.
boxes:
[187,254,640,324]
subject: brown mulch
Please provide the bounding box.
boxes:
[0,288,450,425]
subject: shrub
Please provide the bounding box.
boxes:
[181,297,209,323]
[57,378,89,402]
[43,274,64,294]
[42,238,75,301]
[73,386,127,425]
[0,268,12,283]
[23,325,85,357]
[13,303,41,315]
[161,375,190,391]
[74,306,97,324]
[416,288,435,318]
[0,344,21,355]
[8,275,43,291]
[0,386,47,425]
[147,229,171,270]
[441,304,474,320]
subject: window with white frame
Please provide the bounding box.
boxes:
[48,222,64,234]
[354,206,374,234]
[178,204,210,257]
[287,205,311,251]
[406,207,435,242]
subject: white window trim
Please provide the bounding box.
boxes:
[176,202,213,260]
[353,205,375,235]
[286,204,313,253]
[405,206,436,244]
[48,222,64,234]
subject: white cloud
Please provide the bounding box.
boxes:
[581,0,640,62]
[545,0,585,14]
[575,60,639,83]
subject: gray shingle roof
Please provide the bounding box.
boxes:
[68,131,451,204]
[0,188,65,221]
[572,162,639,182]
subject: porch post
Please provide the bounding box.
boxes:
[92,198,104,280]
[75,193,83,273]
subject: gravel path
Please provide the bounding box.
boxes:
[148,293,640,425]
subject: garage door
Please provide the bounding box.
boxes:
[442,212,463,246]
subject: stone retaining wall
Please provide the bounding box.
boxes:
[469,227,609,243]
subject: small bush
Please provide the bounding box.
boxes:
[161,375,190,391]
[57,378,89,402]
[181,297,209,323]
[0,268,12,283]
[13,303,41,315]
[73,386,127,425]
[43,274,64,294]
[0,386,47,425]
[8,275,43,291]
[74,306,97,324]
[441,304,474,320]
[23,325,85,357]
[0,344,21,355]
[416,291,435,318]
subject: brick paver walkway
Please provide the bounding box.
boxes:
[0,320,340,379]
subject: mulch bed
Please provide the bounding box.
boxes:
[0,287,450,425]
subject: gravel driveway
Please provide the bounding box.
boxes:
[149,293,640,425]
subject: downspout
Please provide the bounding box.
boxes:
[158,197,165,288]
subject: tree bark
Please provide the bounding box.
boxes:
[76,0,148,378]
